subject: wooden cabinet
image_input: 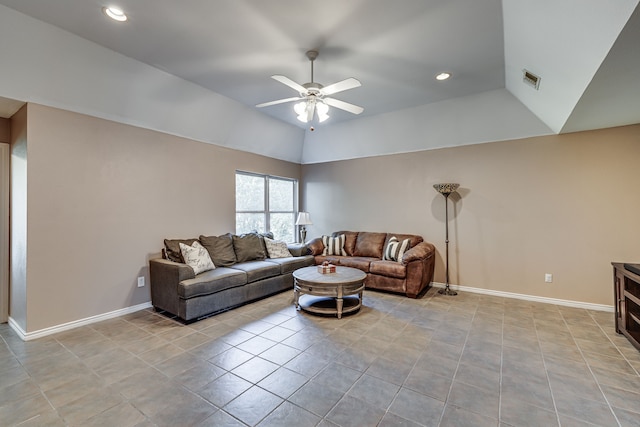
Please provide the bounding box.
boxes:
[613,262,640,351]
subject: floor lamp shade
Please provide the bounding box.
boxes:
[433,183,459,295]
[295,212,312,243]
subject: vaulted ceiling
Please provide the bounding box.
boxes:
[0,0,638,163]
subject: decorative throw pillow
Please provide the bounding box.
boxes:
[179,241,215,275]
[199,233,237,267]
[232,233,267,262]
[383,236,411,263]
[264,237,292,258]
[164,238,199,263]
[322,234,347,256]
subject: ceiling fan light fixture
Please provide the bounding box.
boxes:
[317,102,330,123]
[103,6,127,22]
[294,101,310,122]
[294,101,307,116]
[436,72,451,81]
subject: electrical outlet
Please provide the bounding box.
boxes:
[137,277,145,287]
[545,273,553,283]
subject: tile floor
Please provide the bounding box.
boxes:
[1,287,640,427]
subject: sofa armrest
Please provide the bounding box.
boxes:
[149,258,195,315]
[306,237,324,256]
[402,242,435,264]
[287,243,309,257]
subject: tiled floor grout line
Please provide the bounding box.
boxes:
[533,311,563,427]
[560,310,622,427]
[590,309,640,377]
[436,300,477,426]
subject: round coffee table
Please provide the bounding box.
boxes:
[293,266,366,319]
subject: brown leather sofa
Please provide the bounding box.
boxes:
[306,231,435,298]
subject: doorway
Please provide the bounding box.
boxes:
[0,142,8,323]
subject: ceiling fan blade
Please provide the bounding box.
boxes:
[324,97,364,115]
[321,78,361,96]
[256,97,303,108]
[271,75,308,94]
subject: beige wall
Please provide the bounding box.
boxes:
[16,103,300,332]
[302,124,640,306]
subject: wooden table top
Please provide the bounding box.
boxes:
[293,266,366,286]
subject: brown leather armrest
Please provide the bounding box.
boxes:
[402,242,435,264]
[306,237,324,256]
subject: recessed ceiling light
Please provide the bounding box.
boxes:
[103,6,127,22]
[435,72,451,81]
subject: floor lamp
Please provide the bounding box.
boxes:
[433,183,459,296]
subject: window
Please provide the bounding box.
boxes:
[235,171,297,242]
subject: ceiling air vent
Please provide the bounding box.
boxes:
[522,69,541,90]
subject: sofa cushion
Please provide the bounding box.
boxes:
[178,267,247,299]
[164,238,199,263]
[370,260,407,279]
[200,233,237,267]
[383,236,411,262]
[265,255,315,274]
[287,243,308,257]
[179,241,216,275]
[264,237,292,258]
[230,261,281,283]
[353,232,387,258]
[332,231,359,256]
[322,234,347,256]
[339,257,377,273]
[233,233,267,262]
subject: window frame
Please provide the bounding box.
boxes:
[235,170,298,241]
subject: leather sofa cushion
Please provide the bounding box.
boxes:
[265,256,314,274]
[230,260,281,283]
[200,233,237,267]
[339,257,377,273]
[332,231,359,256]
[178,267,247,299]
[353,232,387,258]
[370,260,407,279]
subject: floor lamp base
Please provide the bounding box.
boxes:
[438,286,458,296]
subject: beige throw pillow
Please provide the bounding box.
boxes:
[179,241,215,275]
[264,237,292,258]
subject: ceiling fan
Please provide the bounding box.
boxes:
[256,50,364,123]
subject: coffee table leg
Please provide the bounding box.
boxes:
[337,285,344,319]
[294,284,300,310]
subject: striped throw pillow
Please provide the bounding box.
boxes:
[383,236,411,262]
[322,234,347,256]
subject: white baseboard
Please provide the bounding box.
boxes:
[431,282,613,312]
[8,302,153,341]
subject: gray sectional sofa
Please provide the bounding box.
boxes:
[149,232,314,322]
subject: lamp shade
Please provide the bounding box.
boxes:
[433,183,459,195]
[295,212,312,226]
